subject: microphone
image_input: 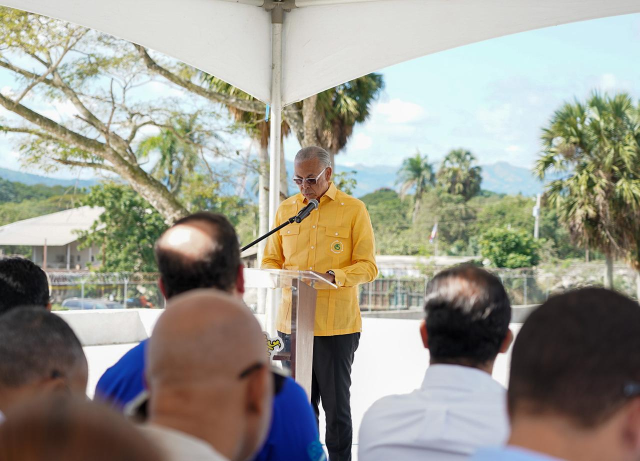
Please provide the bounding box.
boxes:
[294,199,319,223]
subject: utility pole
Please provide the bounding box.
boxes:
[533,194,541,239]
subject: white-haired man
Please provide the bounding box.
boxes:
[262,146,378,461]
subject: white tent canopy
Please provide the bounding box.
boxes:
[1,0,639,227]
[3,0,639,106]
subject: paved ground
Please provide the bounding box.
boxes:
[84,318,522,460]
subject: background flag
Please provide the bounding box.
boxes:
[429,222,438,244]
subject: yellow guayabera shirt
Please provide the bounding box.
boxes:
[262,182,378,336]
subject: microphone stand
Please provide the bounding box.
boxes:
[241,216,297,252]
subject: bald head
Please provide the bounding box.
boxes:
[154,212,242,299]
[146,289,272,461]
[148,289,266,384]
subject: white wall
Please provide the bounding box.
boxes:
[55,309,163,346]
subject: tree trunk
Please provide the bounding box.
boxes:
[604,254,614,290]
[301,95,321,147]
[329,151,336,172]
[412,197,421,224]
[280,136,288,202]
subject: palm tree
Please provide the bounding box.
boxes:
[437,148,482,201]
[137,115,202,196]
[397,151,436,223]
[315,74,384,169]
[534,92,640,291]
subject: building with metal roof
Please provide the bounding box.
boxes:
[0,206,104,270]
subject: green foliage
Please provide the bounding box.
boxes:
[0,178,78,203]
[316,74,385,154]
[480,227,540,268]
[361,188,420,255]
[437,148,482,201]
[137,115,203,195]
[535,92,640,268]
[79,184,168,272]
[333,170,357,196]
[396,151,436,222]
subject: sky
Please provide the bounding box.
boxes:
[1,12,640,179]
[291,12,640,169]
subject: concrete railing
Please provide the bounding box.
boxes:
[55,305,537,347]
[55,309,163,347]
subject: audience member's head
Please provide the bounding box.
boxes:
[422,264,512,372]
[507,288,640,461]
[0,257,50,315]
[0,396,166,461]
[0,308,87,414]
[154,212,243,299]
[147,289,272,461]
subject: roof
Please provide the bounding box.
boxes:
[0,206,104,246]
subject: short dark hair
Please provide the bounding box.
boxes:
[424,264,511,366]
[508,287,640,428]
[154,212,241,299]
[0,257,49,315]
[0,307,86,388]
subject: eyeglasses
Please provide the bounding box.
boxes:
[238,362,286,395]
[292,167,327,186]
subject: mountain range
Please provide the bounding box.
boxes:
[0,161,547,199]
[289,160,548,198]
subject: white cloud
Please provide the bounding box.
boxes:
[506,145,522,153]
[476,103,513,135]
[351,133,372,151]
[374,99,426,124]
[147,81,186,98]
[599,73,617,92]
[0,86,15,97]
[41,100,78,121]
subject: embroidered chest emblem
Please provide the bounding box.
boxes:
[331,241,344,254]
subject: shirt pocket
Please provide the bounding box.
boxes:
[325,226,351,259]
[280,225,300,262]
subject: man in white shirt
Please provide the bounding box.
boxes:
[472,288,640,461]
[359,264,513,461]
[140,289,273,461]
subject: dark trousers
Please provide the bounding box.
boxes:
[277,332,360,461]
[312,333,360,461]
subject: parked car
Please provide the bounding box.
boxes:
[125,295,154,308]
[61,298,124,310]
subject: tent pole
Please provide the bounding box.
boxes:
[268,18,283,228]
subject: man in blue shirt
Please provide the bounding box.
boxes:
[95,212,325,461]
[471,288,640,461]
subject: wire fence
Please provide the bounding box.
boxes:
[47,272,164,309]
[358,263,640,311]
[46,262,638,311]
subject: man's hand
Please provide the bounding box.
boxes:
[311,271,335,284]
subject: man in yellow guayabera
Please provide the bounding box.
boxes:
[262,146,378,461]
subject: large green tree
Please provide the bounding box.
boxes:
[396,151,436,223]
[479,227,540,269]
[79,183,168,272]
[437,148,482,201]
[535,92,640,291]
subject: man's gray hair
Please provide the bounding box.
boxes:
[295,146,331,168]
[0,307,86,388]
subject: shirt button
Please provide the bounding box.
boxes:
[335,232,338,236]
[341,202,344,205]
[287,231,290,234]
[312,225,316,229]
[309,267,313,270]
[311,246,314,249]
